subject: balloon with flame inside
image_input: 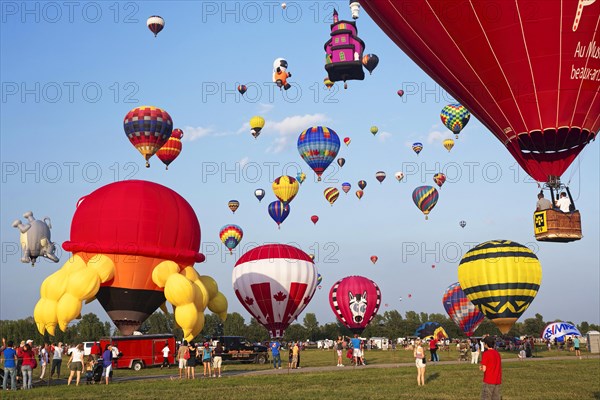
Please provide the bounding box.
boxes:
[33,180,228,341]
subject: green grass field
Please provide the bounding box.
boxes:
[5,348,599,399]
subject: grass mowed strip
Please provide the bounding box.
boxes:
[9,359,599,400]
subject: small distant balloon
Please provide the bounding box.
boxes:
[362,54,379,74]
[250,116,265,139]
[397,89,404,97]
[433,173,446,189]
[375,171,386,183]
[395,171,404,182]
[309,254,315,261]
[324,77,334,89]
[317,273,323,286]
[311,215,319,225]
[324,187,339,205]
[459,220,466,228]
[219,224,243,254]
[344,137,351,146]
[412,186,439,220]
[412,142,423,155]
[147,15,165,37]
[237,85,247,95]
[431,264,436,269]
[443,138,455,152]
[370,255,378,264]
[268,201,290,229]
[296,172,306,184]
[355,190,364,200]
[341,182,351,194]
[254,189,265,202]
[228,200,240,214]
[370,126,378,136]
[337,158,346,168]
[281,2,287,9]
[358,180,367,190]
[441,103,470,139]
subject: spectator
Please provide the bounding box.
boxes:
[67,343,85,386]
[21,343,36,390]
[212,342,223,378]
[101,344,112,385]
[50,342,63,379]
[413,339,426,386]
[470,339,480,364]
[270,338,282,369]
[288,343,293,369]
[176,340,189,379]
[2,340,18,391]
[574,336,581,359]
[536,192,552,211]
[296,341,302,368]
[291,342,299,369]
[90,342,101,362]
[186,341,198,379]
[555,192,572,212]
[161,341,171,369]
[201,342,212,378]
[480,336,502,400]
[429,338,439,362]
[350,334,362,367]
[39,342,50,381]
[335,336,344,367]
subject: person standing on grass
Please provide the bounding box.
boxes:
[429,337,439,362]
[161,341,171,369]
[176,340,188,379]
[202,343,212,378]
[335,336,344,367]
[288,343,294,369]
[2,340,18,391]
[50,342,63,379]
[291,342,299,369]
[212,342,223,377]
[574,336,581,359]
[414,339,426,386]
[296,341,302,368]
[350,334,362,367]
[39,342,49,381]
[186,341,198,379]
[270,338,282,369]
[470,339,480,364]
[480,336,502,400]
[101,344,112,385]
[67,343,85,386]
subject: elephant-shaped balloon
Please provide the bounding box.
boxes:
[12,211,59,266]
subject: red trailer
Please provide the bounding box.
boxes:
[100,334,175,371]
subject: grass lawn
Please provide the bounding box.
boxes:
[5,348,599,399]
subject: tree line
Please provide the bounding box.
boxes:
[1,311,598,345]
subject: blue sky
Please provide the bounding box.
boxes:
[1,1,598,329]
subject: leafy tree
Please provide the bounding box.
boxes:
[282,324,307,342]
[578,321,590,333]
[223,312,246,336]
[522,313,546,336]
[139,311,174,335]
[76,313,109,341]
[303,313,319,341]
[245,318,269,343]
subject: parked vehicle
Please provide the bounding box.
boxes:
[210,336,269,364]
[100,334,175,371]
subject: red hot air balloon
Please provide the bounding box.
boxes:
[362,1,599,185]
[370,256,378,264]
[311,215,319,225]
[232,244,318,338]
[156,128,184,170]
[343,137,351,146]
[329,275,381,334]
[397,89,404,97]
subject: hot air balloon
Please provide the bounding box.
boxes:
[412,186,439,219]
[324,187,340,206]
[459,220,466,228]
[458,240,542,334]
[228,200,240,214]
[541,322,582,341]
[298,126,341,182]
[147,15,164,37]
[268,201,290,229]
[219,224,243,254]
[232,244,317,338]
[415,322,448,341]
[12,211,59,266]
[397,89,404,97]
[156,128,184,170]
[341,182,351,194]
[343,137,351,146]
[412,142,423,155]
[395,171,404,182]
[361,0,599,186]
[431,264,436,269]
[370,126,378,136]
[375,171,386,183]
[329,275,381,334]
[272,175,299,206]
[442,282,485,337]
[311,215,319,225]
[408,294,412,299]
[123,106,173,168]
[317,273,323,287]
[296,172,306,184]
[443,139,455,153]
[281,2,286,9]
[433,173,446,189]
[370,256,378,264]
[37,180,227,340]
[309,254,315,261]
[324,9,366,89]
[441,104,470,139]
[355,190,364,200]
[362,54,379,74]
[358,180,367,190]
[273,58,292,90]
[324,77,334,89]
[337,158,346,168]
[250,116,265,139]
[254,189,265,202]
[237,85,247,95]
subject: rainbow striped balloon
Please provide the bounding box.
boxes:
[219,224,243,254]
[412,186,439,219]
[297,126,340,181]
[442,282,484,337]
[440,103,470,139]
[156,128,183,170]
[123,106,173,168]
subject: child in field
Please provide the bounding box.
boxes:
[85,356,95,384]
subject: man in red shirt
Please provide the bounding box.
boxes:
[479,336,502,400]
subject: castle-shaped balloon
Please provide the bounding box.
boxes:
[324,5,374,89]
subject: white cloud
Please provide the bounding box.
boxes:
[265,113,330,154]
[427,130,452,144]
[182,126,215,141]
[239,157,249,167]
[266,136,289,154]
[377,131,392,143]
[258,103,274,114]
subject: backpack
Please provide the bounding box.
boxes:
[183,348,190,360]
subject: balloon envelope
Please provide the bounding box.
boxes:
[147,15,164,37]
[412,142,423,155]
[254,189,265,202]
[458,240,542,334]
[412,186,439,218]
[442,282,485,337]
[362,0,600,183]
[228,200,240,213]
[341,182,351,193]
[324,187,340,205]
[272,176,299,205]
[123,106,173,167]
[443,139,455,152]
[232,244,317,338]
[441,104,470,138]
[329,275,381,334]
[219,224,243,254]
[268,201,290,227]
[415,322,448,340]
[298,126,341,181]
[375,171,386,183]
[156,129,184,170]
[541,322,582,341]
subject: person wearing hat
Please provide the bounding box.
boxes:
[202,342,212,378]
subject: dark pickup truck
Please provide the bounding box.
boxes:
[212,336,269,364]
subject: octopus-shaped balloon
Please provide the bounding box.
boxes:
[33,180,227,341]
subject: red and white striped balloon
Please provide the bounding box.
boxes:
[232,244,317,338]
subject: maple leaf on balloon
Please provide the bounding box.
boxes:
[303,296,311,305]
[244,296,254,305]
[273,291,287,302]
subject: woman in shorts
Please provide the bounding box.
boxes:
[413,339,426,386]
[67,343,85,386]
[186,341,197,379]
[202,343,212,377]
[212,342,223,377]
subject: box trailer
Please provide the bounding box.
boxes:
[100,334,175,371]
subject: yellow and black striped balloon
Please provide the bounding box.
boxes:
[457,240,542,334]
